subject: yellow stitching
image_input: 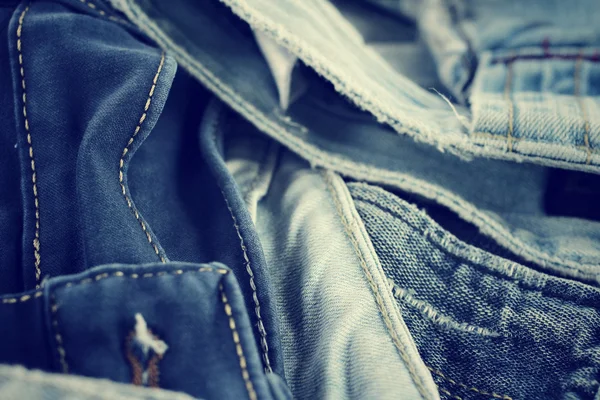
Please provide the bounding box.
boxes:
[504,59,514,152]
[322,171,430,399]
[438,387,463,400]
[575,51,592,165]
[51,295,69,373]
[1,268,229,306]
[119,53,166,263]
[428,366,512,400]
[17,5,42,288]
[219,283,257,400]
[222,194,272,373]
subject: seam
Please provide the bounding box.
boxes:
[210,104,272,373]
[119,52,166,263]
[504,58,514,152]
[17,5,42,288]
[49,266,227,374]
[222,194,272,373]
[219,283,258,400]
[118,0,600,276]
[429,367,512,400]
[439,387,463,400]
[50,295,69,373]
[491,53,600,64]
[132,0,600,170]
[470,132,600,156]
[322,171,430,399]
[1,291,43,304]
[352,194,600,309]
[575,50,592,165]
[78,0,123,23]
[389,281,501,337]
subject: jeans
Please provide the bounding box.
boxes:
[1,0,599,399]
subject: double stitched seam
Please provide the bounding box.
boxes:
[429,367,512,400]
[49,267,228,374]
[219,283,258,400]
[119,52,166,262]
[322,172,430,399]
[211,108,272,373]
[222,195,272,373]
[17,5,42,288]
[575,50,592,165]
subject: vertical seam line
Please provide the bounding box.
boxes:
[322,171,430,399]
[210,103,271,373]
[222,195,272,373]
[119,52,166,263]
[50,295,69,373]
[504,59,514,152]
[575,50,592,165]
[17,5,42,288]
[219,282,258,400]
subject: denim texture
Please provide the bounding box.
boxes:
[0,0,286,396]
[109,0,600,286]
[1,0,599,399]
[0,365,197,400]
[349,182,600,399]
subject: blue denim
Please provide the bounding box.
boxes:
[1,0,600,399]
[0,0,287,397]
[348,182,600,399]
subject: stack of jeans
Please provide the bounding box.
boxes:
[1,0,599,399]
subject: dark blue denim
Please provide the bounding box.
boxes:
[0,0,286,397]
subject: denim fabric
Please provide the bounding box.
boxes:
[108,0,600,287]
[111,0,600,172]
[418,0,600,166]
[348,182,600,400]
[1,0,599,399]
[0,365,197,400]
[0,0,287,396]
[250,147,437,399]
[0,262,282,399]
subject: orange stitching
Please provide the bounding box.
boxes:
[125,328,164,387]
[575,51,592,165]
[219,283,257,400]
[504,59,515,152]
[322,171,430,399]
[50,295,69,373]
[119,53,166,262]
[428,366,512,400]
[222,194,272,373]
[17,5,42,288]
